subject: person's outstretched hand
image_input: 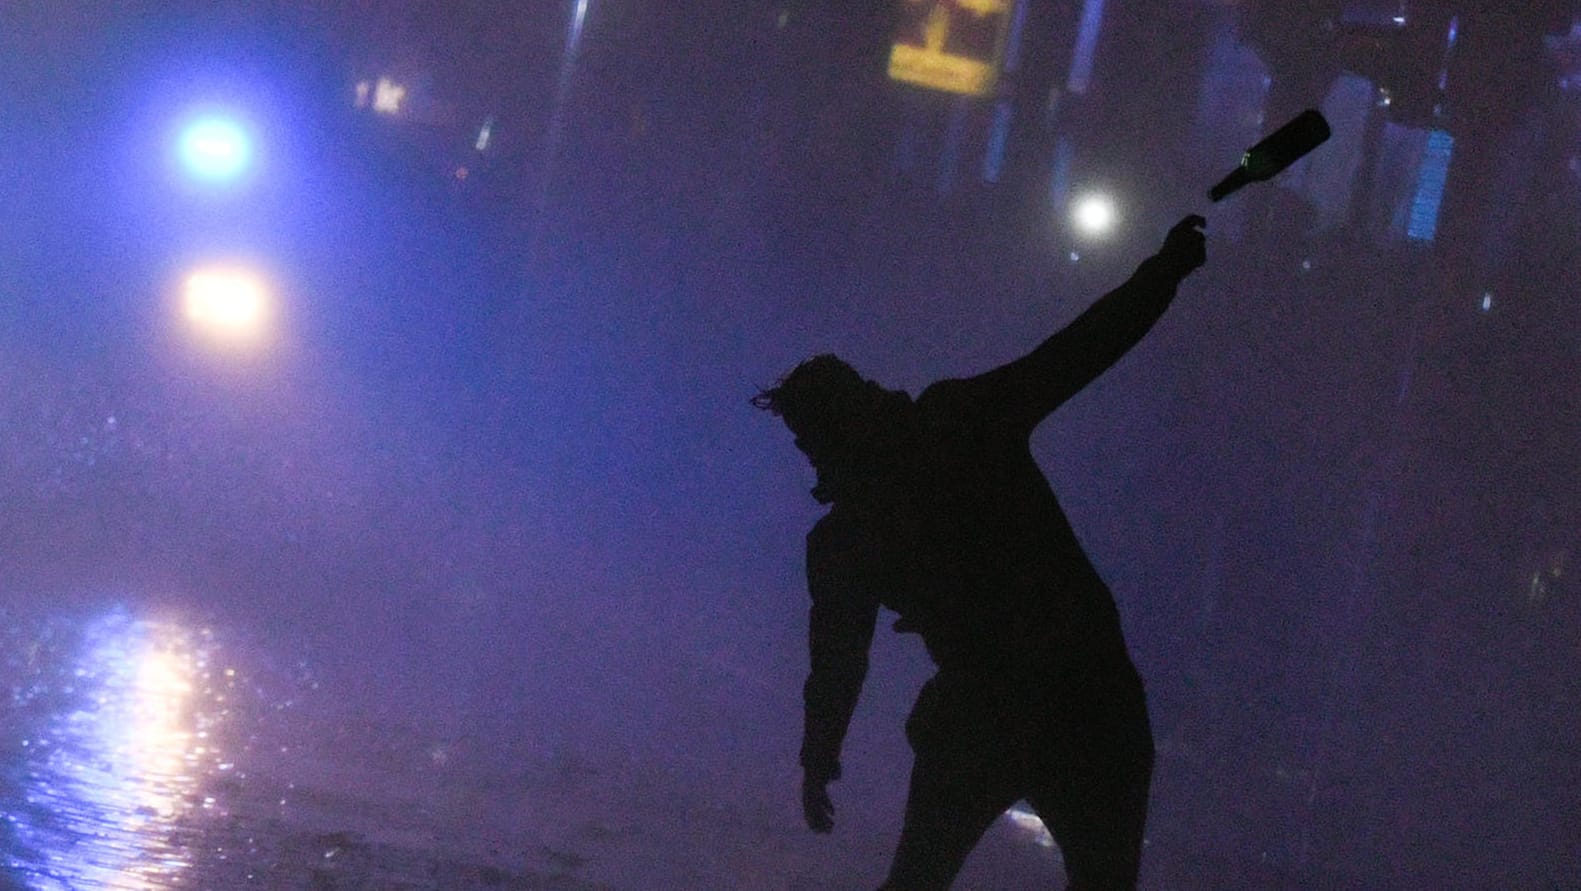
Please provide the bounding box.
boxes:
[802,774,835,834]
[1158,214,1207,279]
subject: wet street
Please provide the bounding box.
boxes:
[0,604,1068,890]
[1,607,563,889]
[0,606,645,890]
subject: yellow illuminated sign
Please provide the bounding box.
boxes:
[888,0,1014,96]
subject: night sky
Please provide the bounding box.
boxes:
[2,2,1578,888]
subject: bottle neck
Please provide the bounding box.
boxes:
[1209,166,1253,202]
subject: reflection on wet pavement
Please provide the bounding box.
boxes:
[2,607,612,890]
[3,602,1075,890]
[4,610,221,888]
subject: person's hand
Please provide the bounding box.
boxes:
[1158,214,1207,279]
[802,774,835,834]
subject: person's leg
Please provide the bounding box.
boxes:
[1028,753,1151,889]
[1025,676,1154,890]
[880,749,1021,891]
[881,673,1021,890]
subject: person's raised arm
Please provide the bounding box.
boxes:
[799,511,881,833]
[948,215,1207,435]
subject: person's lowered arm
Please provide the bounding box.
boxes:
[951,215,1208,434]
[800,511,881,833]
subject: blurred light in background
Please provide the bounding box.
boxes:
[1406,129,1454,242]
[1071,193,1118,237]
[183,267,270,341]
[571,0,591,47]
[1048,137,1077,221]
[178,116,251,182]
[372,77,406,115]
[1067,0,1108,94]
[982,101,1012,183]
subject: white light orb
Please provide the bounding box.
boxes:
[178,117,251,182]
[1072,193,1118,237]
[183,267,269,339]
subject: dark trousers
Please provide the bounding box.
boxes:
[880,661,1154,890]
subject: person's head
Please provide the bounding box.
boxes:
[753,354,912,501]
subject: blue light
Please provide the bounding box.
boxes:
[1407,129,1454,242]
[178,117,251,181]
[982,101,1013,183]
[1067,0,1107,94]
[1001,0,1031,74]
[1048,136,1074,214]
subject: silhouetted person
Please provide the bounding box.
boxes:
[755,216,1208,889]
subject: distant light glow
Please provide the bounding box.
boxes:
[475,117,494,152]
[1001,0,1031,73]
[982,101,1012,183]
[1048,136,1075,216]
[183,267,270,338]
[531,0,592,247]
[1072,193,1118,236]
[178,117,250,181]
[373,77,406,114]
[1439,17,1460,90]
[1481,292,1493,312]
[1407,129,1454,242]
[354,80,371,108]
[571,0,591,46]
[1067,0,1107,94]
